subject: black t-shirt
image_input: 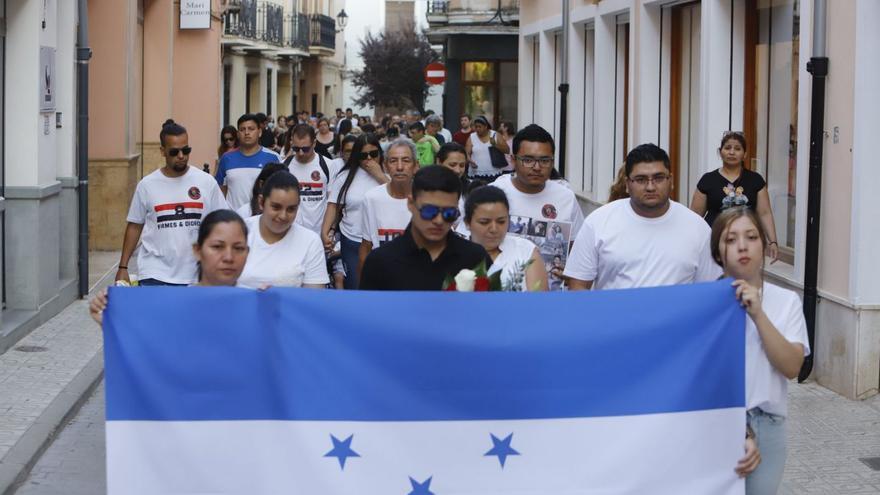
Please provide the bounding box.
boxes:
[360,226,492,291]
[697,168,766,226]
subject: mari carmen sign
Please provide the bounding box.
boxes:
[180,0,211,30]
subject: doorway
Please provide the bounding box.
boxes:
[668,2,701,202]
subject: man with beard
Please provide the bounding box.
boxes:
[115,120,228,286]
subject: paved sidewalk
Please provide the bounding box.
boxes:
[0,251,119,494]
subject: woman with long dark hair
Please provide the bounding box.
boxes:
[320,133,389,289]
[333,118,354,157]
[215,126,239,175]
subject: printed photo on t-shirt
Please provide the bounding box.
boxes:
[508,217,572,291]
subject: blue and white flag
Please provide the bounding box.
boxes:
[104,280,746,494]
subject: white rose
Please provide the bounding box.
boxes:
[454,269,477,292]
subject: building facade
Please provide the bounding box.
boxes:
[1,0,81,348]
[425,0,519,131]
[88,0,224,250]
[221,0,346,126]
[519,0,880,399]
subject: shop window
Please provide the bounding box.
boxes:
[613,16,630,175]
[462,60,518,129]
[667,2,702,202]
[581,25,595,193]
[745,0,799,256]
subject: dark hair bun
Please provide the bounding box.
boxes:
[163,119,176,128]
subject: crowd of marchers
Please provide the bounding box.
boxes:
[89,108,806,495]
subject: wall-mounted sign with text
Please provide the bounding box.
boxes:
[40,46,56,113]
[180,0,211,30]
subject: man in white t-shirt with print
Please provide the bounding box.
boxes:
[492,124,585,291]
[564,143,722,290]
[357,138,418,277]
[216,113,281,210]
[116,120,228,286]
[284,123,333,234]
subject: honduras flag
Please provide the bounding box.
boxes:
[104,280,746,494]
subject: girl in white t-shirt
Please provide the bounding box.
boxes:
[235,162,287,218]
[238,171,329,289]
[464,185,548,291]
[711,206,810,494]
[321,133,389,290]
[89,209,251,324]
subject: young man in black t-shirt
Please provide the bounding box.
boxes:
[360,166,491,290]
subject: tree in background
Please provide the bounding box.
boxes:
[350,23,437,114]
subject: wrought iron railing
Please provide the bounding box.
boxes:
[258,2,284,46]
[223,0,257,39]
[427,0,449,14]
[309,14,336,50]
[285,13,310,50]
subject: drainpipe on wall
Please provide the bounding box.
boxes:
[557,0,570,177]
[799,0,828,382]
[76,0,92,298]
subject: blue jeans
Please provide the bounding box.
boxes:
[746,408,787,495]
[340,235,361,290]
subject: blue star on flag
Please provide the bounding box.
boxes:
[324,434,360,470]
[485,433,520,468]
[407,476,435,495]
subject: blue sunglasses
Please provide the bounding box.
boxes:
[417,204,460,223]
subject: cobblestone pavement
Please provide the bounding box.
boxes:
[11,379,880,494]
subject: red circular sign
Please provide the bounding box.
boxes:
[424,62,446,85]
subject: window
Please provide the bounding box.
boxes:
[613,17,630,174]
[745,0,799,254]
[581,25,595,193]
[461,60,518,129]
[667,2,702,202]
[531,38,539,122]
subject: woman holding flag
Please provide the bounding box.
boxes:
[712,206,810,493]
[89,209,251,324]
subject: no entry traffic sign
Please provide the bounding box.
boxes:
[425,62,446,85]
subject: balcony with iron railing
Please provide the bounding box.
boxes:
[426,0,520,26]
[308,14,336,55]
[223,0,312,55]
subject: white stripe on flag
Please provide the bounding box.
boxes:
[107,408,744,495]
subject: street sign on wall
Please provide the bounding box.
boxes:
[425,62,446,85]
[180,0,211,30]
[40,47,56,113]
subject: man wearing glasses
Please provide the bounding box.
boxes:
[492,124,585,290]
[115,120,228,286]
[360,166,491,290]
[216,113,282,210]
[283,123,335,234]
[564,143,722,290]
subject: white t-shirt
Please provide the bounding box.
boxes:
[488,235,538,291]
[329,168,385,241]
[216,147,282,211]
[746,283,811,417]
[286,153,331,234]
[237,215,330,289]
[126,167,228,284]
[360,184,410,248]
[493,174,585,291]
[563,199,722,289]
[235,202,255,219]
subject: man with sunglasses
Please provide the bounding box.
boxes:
[360,166,491,291]
[216,113,282,211]
[564,143,722,290]
[283,123,336,234]
[116,120,228,286]
[492,124,584,290]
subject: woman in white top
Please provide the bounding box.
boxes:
[711,206,810,494]
[235,162,287,218]
[238,171,329,289]
[321,133,389,289]
[89,209,251,324]
[465,116,509,181]
[464,185,548,291]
